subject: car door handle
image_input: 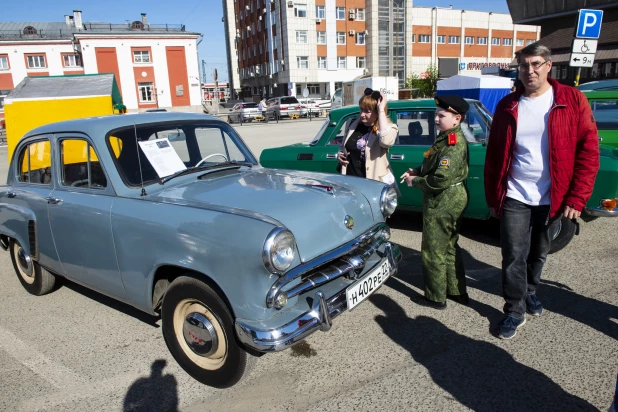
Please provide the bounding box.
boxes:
[390,154,405,160]
[6,191,16,198]
[599,136,603,142]
[326,153,338,159]
[45,197,62,204]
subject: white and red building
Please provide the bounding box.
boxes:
[0,10,203,121]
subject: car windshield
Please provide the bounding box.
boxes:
[310,118,330,145]
[461,102,492,143]
[107,121,257,187]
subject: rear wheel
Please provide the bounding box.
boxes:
[161,276,257,388]
[9,239,56,295]
[549,216,576,254]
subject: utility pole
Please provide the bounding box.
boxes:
[201,60,208,84]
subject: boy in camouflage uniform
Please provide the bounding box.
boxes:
[401,95,470,309]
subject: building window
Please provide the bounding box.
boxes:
[436,35,445,44]
[63,54,82,67]
[26,55,46,68]
[503,38,512,46]
[337,56,346,69]
[0,56,8,70]
[419,35,430,43]
[23,26,37,35]
[516,38,524,46]
[412,34,416,43]
[253,46,257,56]
[336,7,345,20]
[448,36,460,44]
[133,50,151,63]
[477,37,487,45]
[259,43,263,54]
[258,21,262,32]
[356,9,365,21]
[526,39,535,46]
[296,30,308,44]
[316,5,325,19]
[138,82,155,103]
[317,31,326,44]
[294,4,307,18]
[252,23,255,32]
[297,56,309,69]
[356,32,365,45]
[464,36,474,45]
[356,56,366,69]
[492,37,500,45]
[337,32,346,44]
[318,56,326,69]
[306,83,320,95]
[561,66,567,78]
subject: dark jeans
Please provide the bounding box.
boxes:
[500,197,559,318]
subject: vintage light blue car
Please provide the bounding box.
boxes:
[0,113,401,388]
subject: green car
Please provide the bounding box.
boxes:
[260,99,618,253]
[582,90,618,149]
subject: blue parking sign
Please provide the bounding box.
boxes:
[576,9,603,39]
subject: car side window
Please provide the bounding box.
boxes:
[590,99,618,130]
[461,103,491,143]
[60,139,107,189]
[17,140,53,184]
[394,111,436,146]
[328,115,359,146]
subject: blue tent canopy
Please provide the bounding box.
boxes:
[436,75,513,114]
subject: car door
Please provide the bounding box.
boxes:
[8,137,64,275]
[47,135,127,300]
[389,109,437,210]
[320,113,359,173]
[589,97,618,148]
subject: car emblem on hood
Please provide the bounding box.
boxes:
[344,215,354,230]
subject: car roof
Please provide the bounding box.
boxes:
[577,79,618,91]
[328,98,482,118]
[24,112,222,139]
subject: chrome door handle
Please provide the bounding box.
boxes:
[326,153,338,159]
[599,136,603,142]
[390,154,404,160]
[45,197,62,204]
[6,191,16,198]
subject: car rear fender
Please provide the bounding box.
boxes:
[0,200,37,257]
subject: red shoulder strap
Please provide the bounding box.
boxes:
[448,133,457,146]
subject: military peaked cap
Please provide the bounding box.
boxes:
[434,95,470,115]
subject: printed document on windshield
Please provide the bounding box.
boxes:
[138,138,187,178]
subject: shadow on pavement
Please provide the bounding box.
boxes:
[62,280,160,328]
[369,293,597,411]
[123,359,179,412]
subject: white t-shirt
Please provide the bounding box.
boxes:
[506,87,554,206]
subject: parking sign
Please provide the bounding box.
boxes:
[575,9,603,39]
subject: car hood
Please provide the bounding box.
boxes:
[148,167,380,262]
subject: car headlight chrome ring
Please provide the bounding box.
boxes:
[262,227,297,274]
[380,185,398,217]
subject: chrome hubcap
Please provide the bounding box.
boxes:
[182,312,218,357]
[17,247,33,277]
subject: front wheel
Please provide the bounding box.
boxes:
[9,239,57,295]
[549,216,576,254]
[161,276,257,388]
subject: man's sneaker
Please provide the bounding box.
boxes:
[526,294,543,316]
[498,315,526,340]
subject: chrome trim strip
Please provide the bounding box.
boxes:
[266,223,388,308]
[585,206,618,217]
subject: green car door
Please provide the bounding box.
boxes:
[585,91,618,149]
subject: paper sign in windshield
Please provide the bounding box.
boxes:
[138,138,187,178]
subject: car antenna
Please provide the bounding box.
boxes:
[133,121,147,196]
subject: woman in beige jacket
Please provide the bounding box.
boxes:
[337,89,399,188]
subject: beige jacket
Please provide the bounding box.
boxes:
[340,118,399,184]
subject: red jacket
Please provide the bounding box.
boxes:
[484,78,600,218]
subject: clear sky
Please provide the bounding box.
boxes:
[3,0,510,83]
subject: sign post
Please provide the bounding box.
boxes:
[570,9,603,86]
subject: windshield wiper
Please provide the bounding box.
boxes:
[159,161,253,184]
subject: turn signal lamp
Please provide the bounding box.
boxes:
[601,198,617,211]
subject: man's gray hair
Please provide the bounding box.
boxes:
[516,43,552,63]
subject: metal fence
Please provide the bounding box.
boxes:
[209,107,332,127]
[0,24,186,40]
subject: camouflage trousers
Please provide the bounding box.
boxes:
[421,184,468,303]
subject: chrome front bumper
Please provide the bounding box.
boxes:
[585,206,618,217]
[235,240,402,352]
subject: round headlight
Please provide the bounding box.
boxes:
[263,228,297,274]
[380,186,398,217]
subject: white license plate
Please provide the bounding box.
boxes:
[346,259,392,311]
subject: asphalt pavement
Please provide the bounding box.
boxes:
[0,121,616,411]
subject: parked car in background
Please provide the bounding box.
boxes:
[228,102,260,123]
[0,113,401,388]
[582,90,618,149]
[264,96,301,121]
[300,100,322,117]
[260,99,618,254]
[577,79,618,91]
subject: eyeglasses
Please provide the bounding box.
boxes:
[518,60,549,72]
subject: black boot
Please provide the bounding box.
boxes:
[447,293,470,305]
[415,296,447,310]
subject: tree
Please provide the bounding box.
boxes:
[405,65,440,98]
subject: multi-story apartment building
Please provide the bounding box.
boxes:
[223,1,540,100]
[0,10,203,122]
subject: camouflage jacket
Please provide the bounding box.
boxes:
[411,124,468,194]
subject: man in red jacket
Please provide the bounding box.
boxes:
[484,43,599,340]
